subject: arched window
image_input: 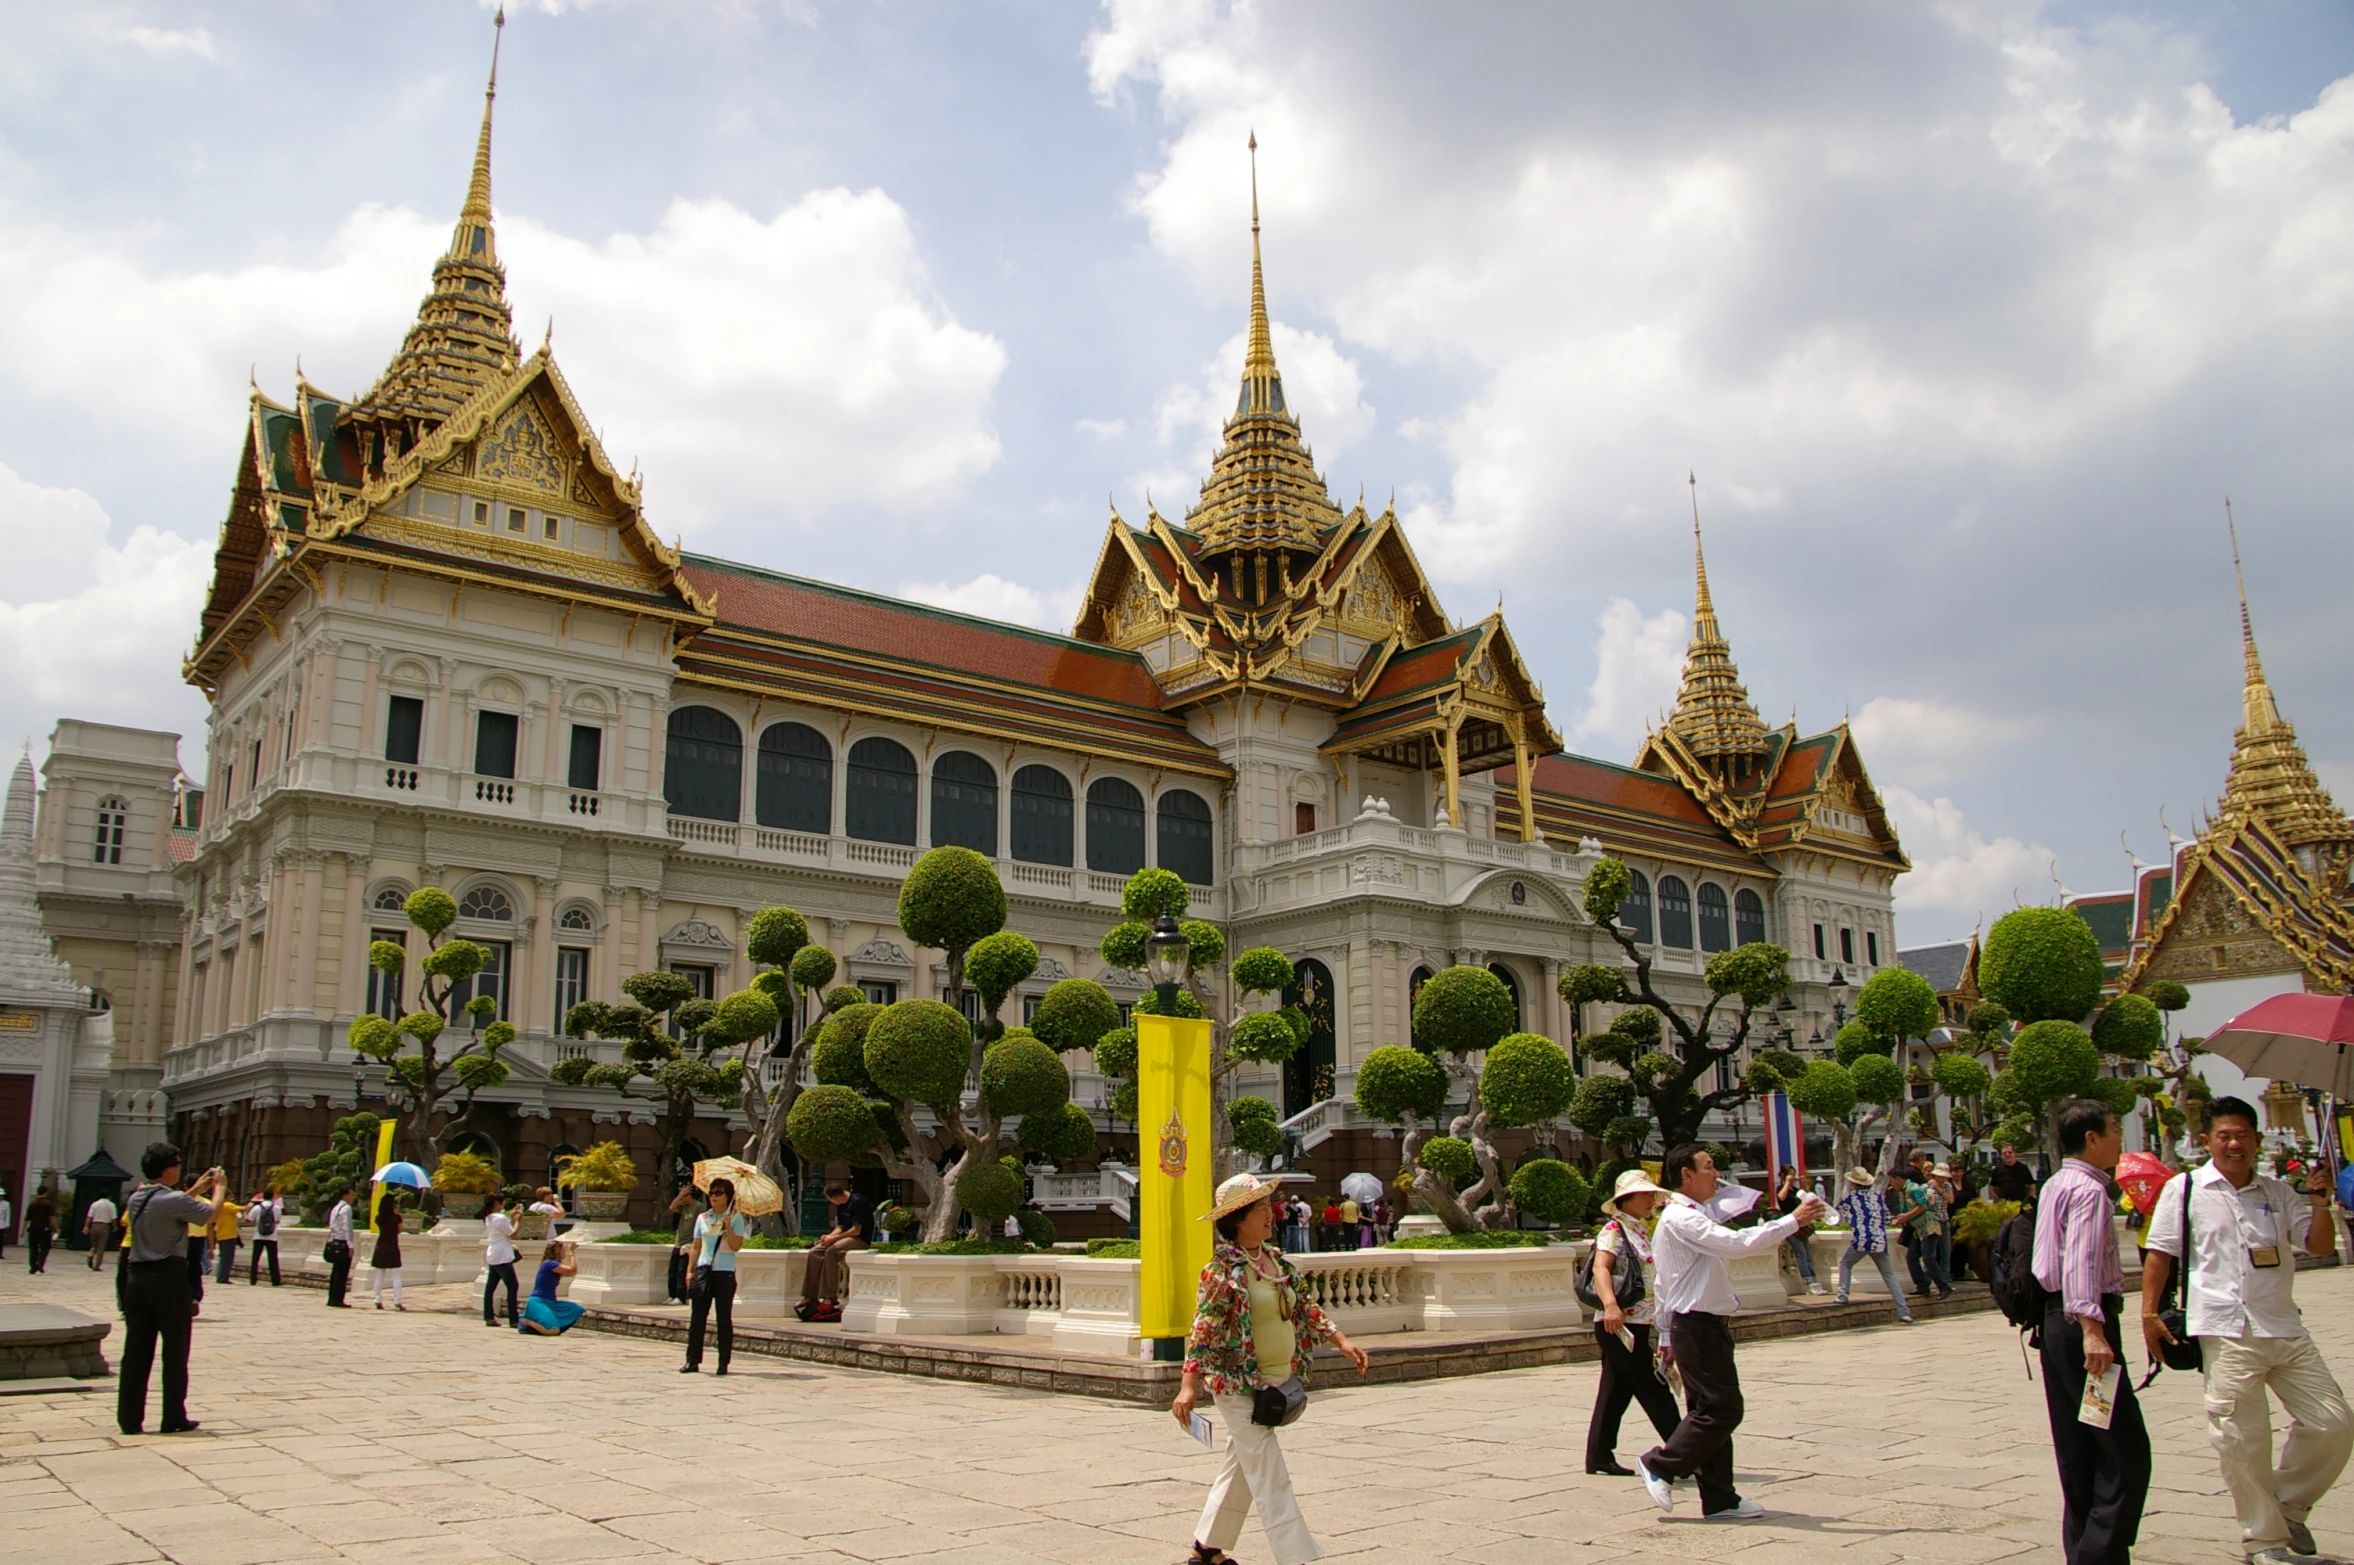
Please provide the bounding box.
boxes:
[446,1130,499,1172]
[1658,876,1694,949]
[930,751,998,854]
[1488,963,1523,1031]
[548,1144,581,1215]
[558,905,596,933]
[1282,958,1338,1117]
[1157,788,1215,886]
[755,722,832,834]
[1697,882,1731,953]
[664,707,742,822]
[1011,765,1073,866]
[846,737,917,845]
[372,885,411,913]
[1735,888,1767,946]
[1617,870,1654,944]
[458,885,514,922]
[93,797,128,865]
[1086,778,1146,875]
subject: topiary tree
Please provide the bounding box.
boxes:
[1509,1158,1592,1227]
[1980,906,2105,1024]
[1837,965,1944,1180]
[2134,980,2203,1157]
[723,905,822,1228]
[1556,963,1627,1071]
[1933,1051,1997,1159]
[1228,1095,1283,1160]
[1094,870,1302,1178]
[296,1111,382,1226]
[345,889,517,1161]
[1566,1071,1650,1162]
[1990,1018,2101,1159]
[1579,858,1794,1148]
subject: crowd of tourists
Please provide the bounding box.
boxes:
[1273,1192,1394,1251]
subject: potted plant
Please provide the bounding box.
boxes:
[431,1150,502,1219]
[555,1141,638,1222]
[1952,1198,2020,1284]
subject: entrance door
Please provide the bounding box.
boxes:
[0,1074,28,1242]
[1280,960,1337,1119]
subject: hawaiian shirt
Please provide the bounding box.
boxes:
[1837,1187,1890,1253]
[1908,1181,1949,1238]
[1182,1239,1341,1397]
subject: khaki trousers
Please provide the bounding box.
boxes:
[1196,1394,1321,1565]
[2202,1330,2354,1554]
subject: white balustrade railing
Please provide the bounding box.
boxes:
[1291,1251,1417,1334]
[1029,1165,1139,1220]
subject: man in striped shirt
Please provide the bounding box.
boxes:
[2032,1098,2150,1565]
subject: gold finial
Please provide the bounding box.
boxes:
[453,8,503,255]
[2227,497,2268,707]
[1663,470,1770,765]
[1241,131,1278,402]
[2213,501,2351,850]
[1689,472,1715,619]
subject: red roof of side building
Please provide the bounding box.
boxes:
[1497,753,1765,875]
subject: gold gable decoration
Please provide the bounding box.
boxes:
[478,400,567,495]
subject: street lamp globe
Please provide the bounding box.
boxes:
[1145,913,1190,1011]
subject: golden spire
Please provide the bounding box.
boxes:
[1664,475,1772,764]
[1187,132,1340,558]
[2216,503,2350,851]
[348,8,519,429]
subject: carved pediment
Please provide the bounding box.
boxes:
[662,919,733,950]
[851,937,913,968]
[478,399,566,496]
[1034,957,1072,983]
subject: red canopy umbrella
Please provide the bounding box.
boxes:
[2204,993,2354,1098]
[2114,1151,2174,1213]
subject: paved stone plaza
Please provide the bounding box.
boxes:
[6,1260,2354,1565]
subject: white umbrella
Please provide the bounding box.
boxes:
[1340,1171,1385,1206]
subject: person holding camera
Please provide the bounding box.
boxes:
[117,1142,227,1436]
[2143,1095,2348,1563]
[1170,1172,1370,1565]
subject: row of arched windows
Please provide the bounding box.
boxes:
[664,709,1216,884]
[1615,870,1768,953]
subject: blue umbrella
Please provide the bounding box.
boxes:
[372,1161,430,1189]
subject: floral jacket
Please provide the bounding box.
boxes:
[1182,1240,1341,1397]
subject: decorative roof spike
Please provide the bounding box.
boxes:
[1664,475,1772,762]
[2216,503,2352,850]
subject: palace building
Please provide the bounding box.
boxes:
[148,32,1907,1225]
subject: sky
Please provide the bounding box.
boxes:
[2,0,2351,949]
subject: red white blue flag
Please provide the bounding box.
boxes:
[1763,1090,1804,1181]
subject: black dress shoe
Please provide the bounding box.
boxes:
[158,1420,199,1434]
[1587,1461,1635,1476]
[678,1364,698,1374]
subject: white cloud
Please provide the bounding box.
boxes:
[0,463,211,757]
[897,573,1081,633]
[114,26,217,60]
[1138,321,1374,508]
[1883,784,2059,934]
[1850,695,2035,788]
[1076,417,1128,440]
[1569,597,1686,752]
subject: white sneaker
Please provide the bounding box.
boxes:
[1634,1456,1674,1513]
[1807,1283,1828,1295]
[1705,1499,1766,1521]
[2250,1548,2319,1564]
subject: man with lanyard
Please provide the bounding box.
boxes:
[2033,1098,2151,1565]
[2143,1095,2349,1562]
[117,1142,227,1435]
[680,1177,749,1374]
[1635,1143,1828,1520]
[325,1183,356,1308]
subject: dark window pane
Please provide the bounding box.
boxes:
[1840,927,1855,965]
[1010,765,1073,866]
[554,948,589,1020]
[1659,876,1694,949]
[1867,931,1880,966]
[1487,963,1521,1030]
[1157,788,1215,886]
[1085,778,1145,875]
[475,710,518,779]
[756,722,832,833]
[930,750,998,854]
[846,736,917,844]
[1697,882,1731,953]
[1813,923,1826,960]
[1735,889,1766,946]
[568,725,602,791]
[385,697,423,765]
[1617,871,1653,944]
[664,707,742,822]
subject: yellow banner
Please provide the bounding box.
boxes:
[1137,1013,1214,1341]
[369,1120,396,1232]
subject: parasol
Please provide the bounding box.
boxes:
[1339,1172,1385,1206]
[2203,993,2354,1098]
[371,1161,430,1189]
[692,1155,783,1217]
[2114,1151,2173,1213]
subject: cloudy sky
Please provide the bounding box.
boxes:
[4,0,2351,947]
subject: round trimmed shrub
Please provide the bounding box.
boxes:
[1355,1045,1448,1125]
[1566,1072,1635,1138]
[1832,1022,1884,1067]
[2006,1019,2100,1106]
[897,846,1007,957]
[1583,857,1632,928]
[2086,1076,2141,1118]
[623,969,697,1015]
[790,945,837,992]
[1133,987,1206,1018]
[704,989,780,1046]
[864,1000,972,1108]
[1510,1158,1591,1225]
[1016,1208,1057,1247]
[1412,966,1517,1056]
[1855,967,1940,1043]
[1093,1025,1138,1080]
[404,887,457,937]
[368,939,406,974]
[1479,1033,1575,1128]
[1229,1009,1302,1063]
[1608,1006,1661,1043]
[2144,979,2192,1013]
[1932,1052,1992,1100]
[1556,963,1626,1010]
[824,984,863,1013]
[787,1083,885,1163]
[744,905,809,967]
[348,1013,398,1059]
[1099,920,1150,970]
[1030,978,1121,1055]
[422,939,487,983]
[965,931,1040,1016]
[955,1160,1026,1225]
[812,1014,876,1092]
[1111,1079,1138,1120]
[981,1034,1069,1118]
[1179,920,1226,971]
[1848,1052,1905,1105]
[1785,1059,1858,1122]
[2092,993,2164,1062]
[1230,947,1293,995]
[1120,867,1189,922]
[1017,1099,1099,1164]
[1704,942,1791,1008]
[1981,907,2105,1024]
[1417,1135,1478,1187]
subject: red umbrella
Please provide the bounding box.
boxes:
[2204,993,2354,1098]
[2114,1152,2173,1213]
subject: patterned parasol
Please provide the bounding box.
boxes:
[2114,1151,2174,1213]
[692,1155,783,1217]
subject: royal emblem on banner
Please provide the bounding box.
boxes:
[1158,1108,1188,1179]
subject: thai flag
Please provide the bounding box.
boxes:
[1763,1090,1804,1182]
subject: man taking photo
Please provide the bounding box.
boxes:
[2143,1095,2349,1562]
[117,1142,227,1436]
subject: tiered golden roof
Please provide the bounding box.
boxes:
[2218,521,2352,851]
[347,11,520,427]
[1664,492,1772,762]
[1184,135,1342,558]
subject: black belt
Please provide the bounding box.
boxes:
[127,1257,186,1269]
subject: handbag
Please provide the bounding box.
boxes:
[1574,1220,1647,1313]
[2150,1174,2202,1374]
[1250,1376,1307,1428]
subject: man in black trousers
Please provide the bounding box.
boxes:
[325,1182,356,1307]
[117,1142,228,1436]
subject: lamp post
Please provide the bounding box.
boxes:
[1145,913,1190,1013]
[1828,966,1849,1029]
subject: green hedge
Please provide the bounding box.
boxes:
[1387,1230,1552,1249]
[1085,1238,1141,1259]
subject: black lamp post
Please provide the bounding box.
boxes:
[1145,913,1190,1013]
[1828,966,1849,1028]
[352,1059,368,1106]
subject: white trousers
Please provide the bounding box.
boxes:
[2202,1330,2353,1553]
[372,1267,403,1305]
[1196,1394,1322,1565]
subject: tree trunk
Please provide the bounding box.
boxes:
[1411,1168,1480,1233]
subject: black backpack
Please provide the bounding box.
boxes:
[1988,1205,2049,1337]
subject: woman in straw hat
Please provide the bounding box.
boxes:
[1832,1168,1914,1322]
[1585,1168,1686,1475]
[1171,1172,1371,1565]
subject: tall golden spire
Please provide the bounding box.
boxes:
[1664,475,1772,764]
[348,7,519,429]
[2217,504,2349,851]
[1186,132,1339,559]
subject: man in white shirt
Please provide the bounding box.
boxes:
[325,1183,356,1308]
[84,1193,119,1271]
[481,1191,521,1328]
[2144,1096,2348,1563]
[1635,1143,1827,1521]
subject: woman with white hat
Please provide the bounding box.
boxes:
[1833,1168,1914,1323]
[1585,1168,1686,1475]
[1171,1172,1371,1565]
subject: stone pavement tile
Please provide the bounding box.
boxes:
[266,1498,453,1546]
[6,1526,167,1565]
[110,1510,342,1565]
[441,1516,680,1565]
[1437,1536,1639,1565]
[526,1480,677,1523]
[600,1512,810,1563]
[812,1520,974,1560]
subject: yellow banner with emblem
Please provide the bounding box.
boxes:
[1137,1013,1214,1342]
[369,1119,397,1232]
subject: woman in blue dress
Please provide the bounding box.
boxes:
[520,1240,584,1335]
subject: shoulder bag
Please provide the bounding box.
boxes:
[1574,1220,1646,1313]
[2150,1173,2202,1375]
